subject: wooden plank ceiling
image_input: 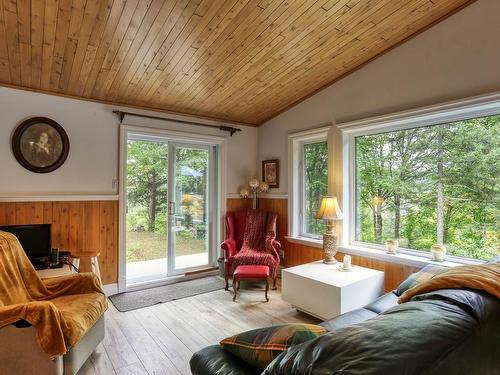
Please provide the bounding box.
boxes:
[0,0,472,125]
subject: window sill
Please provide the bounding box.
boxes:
[285,236,483,269]
[339,244,485,269]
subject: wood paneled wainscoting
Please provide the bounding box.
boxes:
[0,200,118,285]
[226,197,422,292]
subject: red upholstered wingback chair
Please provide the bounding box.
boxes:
[221,210,281,290]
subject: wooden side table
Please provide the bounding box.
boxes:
[37,264,75,278]
[37,252,101,283]
[72,252,101,282]
[282,261,384,320]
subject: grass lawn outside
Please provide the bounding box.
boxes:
[126,231,207,263]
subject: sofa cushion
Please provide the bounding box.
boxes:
[395,264,448,296]
[220,324,327,369]
[232,249,278,273]
[364,291,399,314]
[320,308,377,332]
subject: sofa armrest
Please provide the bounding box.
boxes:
[190,345,260,375]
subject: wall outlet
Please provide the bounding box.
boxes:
[112,179,119,189]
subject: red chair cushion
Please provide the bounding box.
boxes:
[232,249,278,273]
[233,265,270,279]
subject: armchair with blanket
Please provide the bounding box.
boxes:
[222,210,281,290]
[0,231,108,375]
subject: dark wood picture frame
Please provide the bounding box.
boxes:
[262,159,280,188]
[12,117,70,173]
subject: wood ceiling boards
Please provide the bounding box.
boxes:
[0,0,473,125]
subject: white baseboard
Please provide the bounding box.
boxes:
[103,283,118,296]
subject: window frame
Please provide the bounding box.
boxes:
[340,92,500,263]
[300,139,329,239]
[288,126,331,239]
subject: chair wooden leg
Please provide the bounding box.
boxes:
[225,275,229,290]
[265,279,269,302]
[233,279,238,302]
[272,276,277,290]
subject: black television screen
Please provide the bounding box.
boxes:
[0,224,52,261]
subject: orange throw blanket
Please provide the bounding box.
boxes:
[399,263,500,303]
[0,231,108,358]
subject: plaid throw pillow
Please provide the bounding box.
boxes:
[396,264,449,296]
[220,324,327,369]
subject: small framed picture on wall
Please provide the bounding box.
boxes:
[262,159,279,188]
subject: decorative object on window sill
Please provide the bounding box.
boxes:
[11,117,70,173]
[385,239,399,254]
[315,196,343,264]
[239,178,269,209]
[431,244,446,262]
[342,254,353,270]
[262,159,279,188]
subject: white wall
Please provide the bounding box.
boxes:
[258,0,500,195]
[0,87,257,196]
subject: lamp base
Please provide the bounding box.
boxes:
[323,258,337,265]
[323,230,338,264]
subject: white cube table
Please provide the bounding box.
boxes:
[282,261,384,320]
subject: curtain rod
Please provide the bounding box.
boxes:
[113,110,242,136]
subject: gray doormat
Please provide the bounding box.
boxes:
[109,276,226,312]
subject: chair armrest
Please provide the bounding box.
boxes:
[221,239,237,258]
[272,239,281,251]
[265,234,280,261]
[42,272,104,296]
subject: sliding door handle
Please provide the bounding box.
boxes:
[169,202,175,215]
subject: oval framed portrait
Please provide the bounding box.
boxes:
[12,117,70,173]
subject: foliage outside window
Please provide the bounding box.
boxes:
[302,141,328,238]
[127,140,169,234]
[126,140,210,263]
[355,115,499,260]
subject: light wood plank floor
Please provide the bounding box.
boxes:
[77,286,319,375]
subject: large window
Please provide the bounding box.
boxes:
[354,115,499,260]
[302,141,328,237]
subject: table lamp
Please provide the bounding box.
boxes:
[316,196,343,264]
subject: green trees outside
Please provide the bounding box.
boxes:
[304,141,328,236]
[355,115,499,260]
[126,141,209,263]
[127,140,168,233]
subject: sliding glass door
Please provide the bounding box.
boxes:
[123,133,217,287]
[168,144,213,275]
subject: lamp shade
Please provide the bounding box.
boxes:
[316,196,343,221]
